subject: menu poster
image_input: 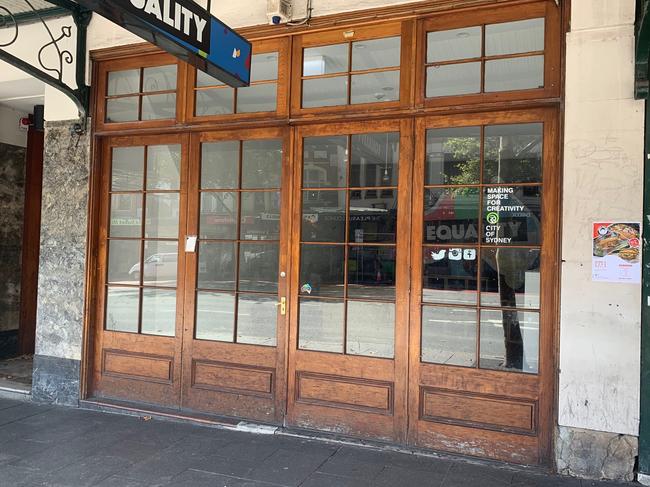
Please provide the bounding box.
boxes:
[592,222,641,284]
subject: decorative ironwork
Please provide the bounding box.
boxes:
[0,0,91,133]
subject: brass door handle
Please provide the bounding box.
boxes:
[275,297,286,315]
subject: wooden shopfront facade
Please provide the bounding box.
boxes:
[83,0,565,466]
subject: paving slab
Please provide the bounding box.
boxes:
[0,399,640,487]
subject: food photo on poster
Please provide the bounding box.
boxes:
[592,222,641,283]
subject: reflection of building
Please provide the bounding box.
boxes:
[0,0,646,483]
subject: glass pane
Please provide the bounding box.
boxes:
[485,18,545,56]
[427,26,482,63]
[303,77,348,108]
[251,52,279,81]
[303,136,347,188]
[110,194,142,238]
[298,298,344,353]
[352,36,401,70]
[304,44,349,75]
[198,242,236,290]
[237,294,277,346]
[424,188,479,244]
[197,70,226,87]
[142,65,177,92]
[299,245,345,298]
[480,309,539,374]
[422,306,476,367]
[141,94,176,120]
[147,145,181,190]
[237,83,278,113]
[302,190,346,242]
[201,141,239,189]
[349,194,397,243]
[348,246,396,299]
[143,241,178,287]
[426,127,480,185]
[239,242,278,293]
[242,139,282,189]
[240,191,281,240]
[141,289,176,336]
[351,132,399,187]
[351,71,400,105]
[108,240,141,285]
[482,186,542,245]
[112,147,144,191]
[196,88,235,116]
[426,63,481,98]
[108,69,140,96]
[195,292,235,342]
[481,248,540,309]
[347,301,394,358]
[200,192,238,239]
[484,123,543,184]
[105,287,139,333]
[145,194,179,238]
[423,247,478,305]
[485,56,544,92]
[106,97,139,123]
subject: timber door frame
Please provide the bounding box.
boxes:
[285,119,413,442]
[407,107,560,464]
[179,126,292,423]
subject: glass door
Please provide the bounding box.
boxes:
[91,133,188,407]
[287,120,412,441]
[180,128,290,423]
[408,108,558,464]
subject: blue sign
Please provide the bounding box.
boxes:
[78,0,251,87]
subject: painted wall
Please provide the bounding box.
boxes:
[559,0,643,437]
[0,105,28,147]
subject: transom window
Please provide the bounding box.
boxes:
[302,36,401,108]
[426,18,545,98]
[105,65,178,123]
[194,52,279,116]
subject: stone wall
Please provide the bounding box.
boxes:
[32,120,90,405]
[0,142,26,359]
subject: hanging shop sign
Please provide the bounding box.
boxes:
[77,0,251,87]
[592,222,641,283]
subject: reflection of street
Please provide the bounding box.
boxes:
[422,307,539,374]
[106,288,176,336]
[299,299,394,358]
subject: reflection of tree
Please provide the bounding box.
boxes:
[439,132,541,371]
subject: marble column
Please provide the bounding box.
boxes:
[32,120,90,405]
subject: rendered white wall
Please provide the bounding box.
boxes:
[559,0,643,436]
[0,105,28,147]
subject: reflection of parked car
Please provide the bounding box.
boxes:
[129,253,177,280]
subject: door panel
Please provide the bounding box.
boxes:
[180,128,290,423]
[91,134,188,407]
[287,120,412,442]
[408,108,558,464]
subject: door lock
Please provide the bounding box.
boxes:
[275,297,286,316]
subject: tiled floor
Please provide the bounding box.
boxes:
[0,356,33,391]
[0,399,636,487]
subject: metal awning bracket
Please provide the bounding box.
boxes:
[0,0,92,133]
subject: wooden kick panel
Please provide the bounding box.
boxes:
[421,388,536,434]
[296,372,393,415]
[192,360,274,397]
[103,350,173,383]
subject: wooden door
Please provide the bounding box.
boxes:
[286,120,412,441]
[180,128,291,423]
[408,108,559,464]
[91,133,189,407]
